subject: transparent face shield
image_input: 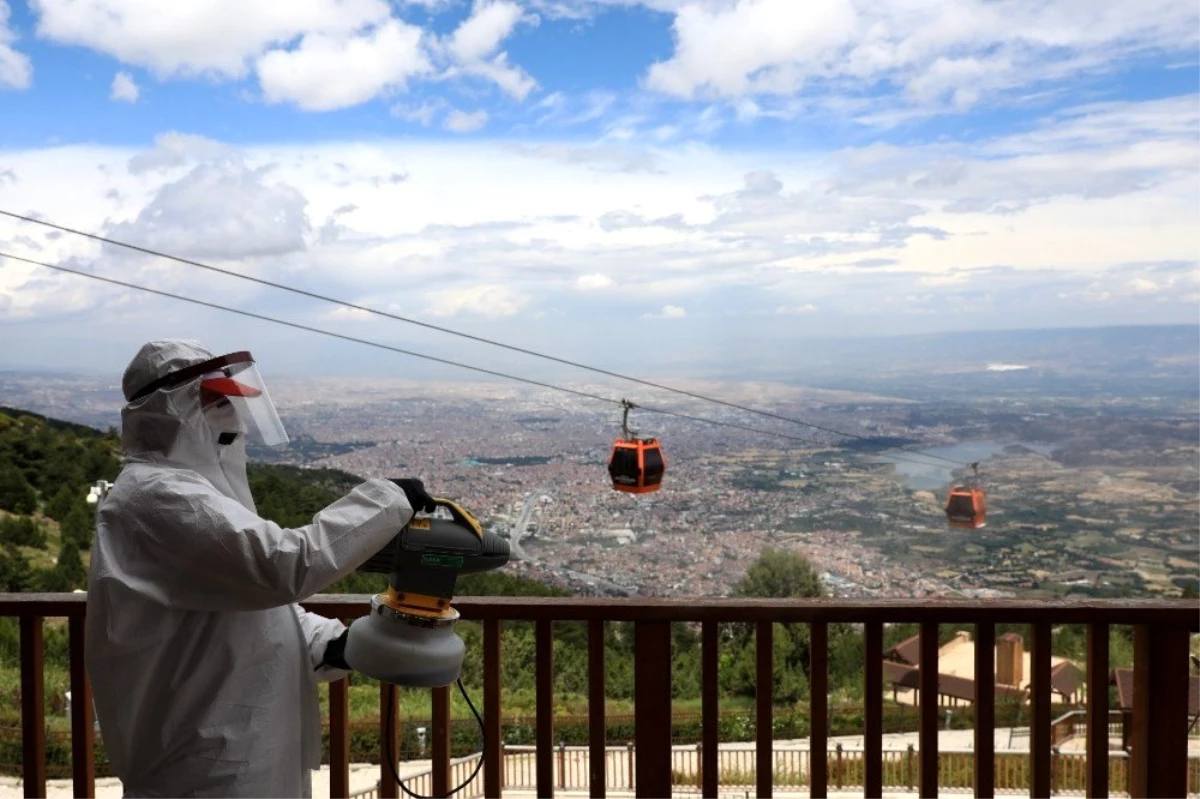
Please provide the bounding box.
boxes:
[196,354,290,447]
[127,350,290,447]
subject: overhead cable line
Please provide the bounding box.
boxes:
[1,249,962,473]
[0,208,972,469]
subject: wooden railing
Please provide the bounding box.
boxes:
[1050,710,1125,748]
[1,594,1197,798]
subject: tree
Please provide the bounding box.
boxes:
[0,515,46,548]
[733,548,825,600]
[0,543,36,592]
[0,464,37,515]
[60,504,95,549]
[55,539,87,588]
[44,484,81,524]
[727,548,828,699]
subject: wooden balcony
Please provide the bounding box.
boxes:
[2,594,1197,798]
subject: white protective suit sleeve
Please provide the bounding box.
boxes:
[294,606,350,682]
[111,468,410,612]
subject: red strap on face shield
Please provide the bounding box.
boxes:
[199,377,262,398]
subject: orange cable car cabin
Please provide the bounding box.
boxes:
[608,436,666,494]
[608,400,666,494]
[945,481,986,530]
[945,462,987,529]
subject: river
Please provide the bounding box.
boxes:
[873,440,1055,490]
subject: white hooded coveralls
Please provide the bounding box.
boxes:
[85,340,412,797]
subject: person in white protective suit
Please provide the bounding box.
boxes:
[85,340,438,798]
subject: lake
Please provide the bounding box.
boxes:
[873,440,1055,490]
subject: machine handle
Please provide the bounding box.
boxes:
[428,496,484,539]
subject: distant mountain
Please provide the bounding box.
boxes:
[766,324,1200,402]
[1,324,1195,420]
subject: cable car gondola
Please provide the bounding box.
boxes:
[608,400,665,494]
[945,463,987,529]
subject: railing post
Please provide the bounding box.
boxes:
[701,621,719,799]
[484,618,503,799]
[330,676,350,799]
[1031,623,1052,799]
[558,742,566,790]
[810,621,828,799]
[626,741,634,790]
[20,616,46,799]
[634,621,671,798]
[756,620,773,799]
[379,682,398,799]
[919,621,939,799]
[974,622,995,799]
[536,619,555,798]
[1084,623,1108,796]
[864,621,883,798]
[1128,623,1190,798]
[500,740,506,789]
[68,614,95,799]
[588,619,606,799]
[433,685,451,797]
[696,743,702,789]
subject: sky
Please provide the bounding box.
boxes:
[0,0,1197,383]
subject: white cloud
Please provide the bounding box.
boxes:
[442,0,536,100]
[109,70,139,102]
[30,0,541,110]
[645,0,1200,112]
[0,0,32,90]
[644,304,687,319]
[1,93,1196,343]
[423,284,529,317]
[105,158,312,259]
[448,0,522,62]
[257,20,430,111]
[322,306,373,321]
[460,52,536,101]
[32,0,394,78]
[392,100,443,126]
[127,132,234,174]
[445,108,489,133]
[576,273,614,291]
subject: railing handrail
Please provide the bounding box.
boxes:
[2,593,1197,626]
[497,743,1144,758]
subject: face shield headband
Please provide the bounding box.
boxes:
[127,351,290,447]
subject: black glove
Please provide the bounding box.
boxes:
[317,630,350,672]
[393,477,437,513]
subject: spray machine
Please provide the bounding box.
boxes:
[345,497,510,687]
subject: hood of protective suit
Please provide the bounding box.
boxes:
[121,339,256,509]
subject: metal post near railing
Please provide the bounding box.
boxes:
[696,743,703,789]
[558,742,566,790]
[906,743,915,792]
[627,741,634,790]
[835,743,843,790]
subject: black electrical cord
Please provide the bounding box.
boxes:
[0,208,972,470]
[384,679,484,799]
